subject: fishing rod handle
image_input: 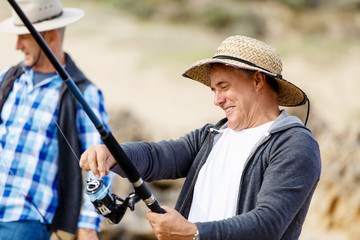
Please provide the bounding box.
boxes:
[132,178,166,214]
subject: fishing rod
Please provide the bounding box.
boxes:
[7,0,165,224]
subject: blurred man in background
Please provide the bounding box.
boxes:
[0,0,112,239]
[80,35,321,240]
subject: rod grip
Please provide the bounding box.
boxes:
[134,183,166,214]
[148,201,166,214]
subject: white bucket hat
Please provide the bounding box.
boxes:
[183,35,307,107]
[0,0,84,35]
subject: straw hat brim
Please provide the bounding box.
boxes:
[182,58,307,107]
[0,8,84,34]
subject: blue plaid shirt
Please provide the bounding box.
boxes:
[0,65,112,232]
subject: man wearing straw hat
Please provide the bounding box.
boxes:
[80,35,321,239]
[0,0,112,239]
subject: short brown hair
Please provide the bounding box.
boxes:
[235,68,279,94]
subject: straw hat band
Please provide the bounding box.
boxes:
[15,10,63,26]
[213,55,283,79]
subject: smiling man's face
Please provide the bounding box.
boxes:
[210,64,262,131]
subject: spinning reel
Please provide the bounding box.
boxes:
[85,178,140,224]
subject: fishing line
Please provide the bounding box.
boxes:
[52,116,80,163]
[53,115,115,202]
[91,179,112,201]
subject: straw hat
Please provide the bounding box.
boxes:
[183,35,307,107]
[0,0,84,35]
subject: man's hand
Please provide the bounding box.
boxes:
[77,228,98,240]
[146,206,198,240]
[79,144,116,178]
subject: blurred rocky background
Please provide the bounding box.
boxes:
[1,0,359,239]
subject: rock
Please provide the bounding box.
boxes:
[307,122,360,240]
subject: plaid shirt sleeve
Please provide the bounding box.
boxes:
[75,84,114,232]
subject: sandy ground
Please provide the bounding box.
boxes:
[0,1,357,239]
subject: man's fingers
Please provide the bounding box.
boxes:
[96,146,109,177]
[146,206,169,222]
[87,147,100,178]
[79,151,90,171]
[79,145,113,178]
[160,206,171,212]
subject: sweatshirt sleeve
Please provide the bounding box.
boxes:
[110,124,211,182]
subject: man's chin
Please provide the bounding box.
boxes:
[23,60,33,67]
[227,123,236,130]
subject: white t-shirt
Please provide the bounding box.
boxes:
[188,121,273,223]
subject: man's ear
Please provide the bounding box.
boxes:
[253,72,266,90]
[45,30,58,47]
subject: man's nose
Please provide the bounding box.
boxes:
[15,36,22,50]
[214,91,224,106]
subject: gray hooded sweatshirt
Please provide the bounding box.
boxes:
[113,111,321,240]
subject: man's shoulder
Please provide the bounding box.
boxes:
[0,68,10,81]
[64,53,90,84]
[0,63,24,82]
